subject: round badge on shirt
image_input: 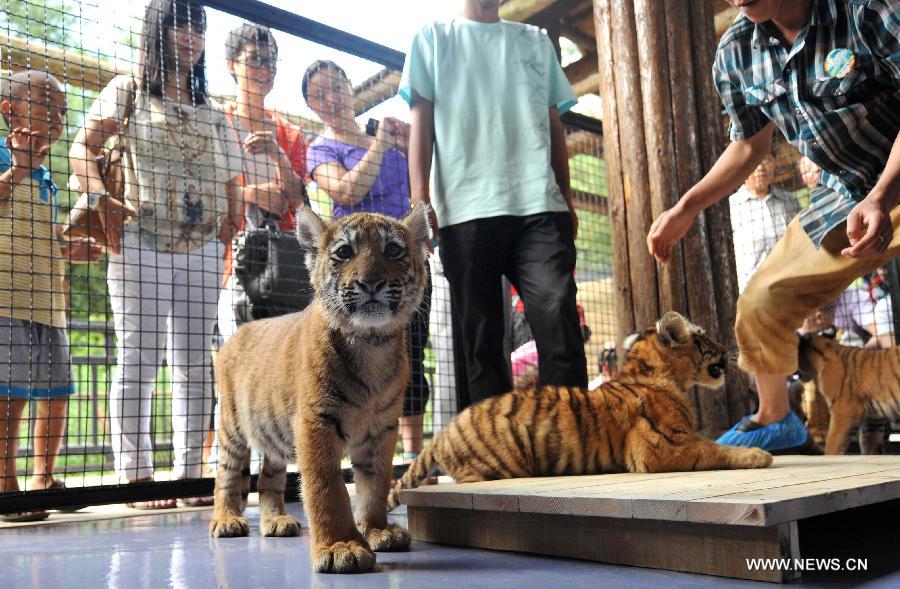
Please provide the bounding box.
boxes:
[824,48,856,78]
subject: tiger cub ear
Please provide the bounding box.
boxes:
[295,205,325,251]
[656,311,690,347]
[295,205,326,270]
[623,332,641,352]
[403,202,431,252]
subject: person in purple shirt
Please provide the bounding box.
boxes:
[303,60,433,468]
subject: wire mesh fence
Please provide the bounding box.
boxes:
[0,0,618,512]
[2,0,897,517]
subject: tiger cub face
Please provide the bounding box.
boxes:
[295,203,430,333]
[621,311,727,389]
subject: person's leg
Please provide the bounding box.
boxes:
[399,415,424,456]
[30,324,76,489]
[0,397,26,493]
[0,317,29,494]
[721,213,900,450]
[30,398,68,489]
[401,272,432,458]
[440,218,514,404]
[427,251,457,433]
[107,235,169,484]
[169,240,221,483]
[507,213,587,389]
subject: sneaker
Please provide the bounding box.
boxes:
[715,411,809,453]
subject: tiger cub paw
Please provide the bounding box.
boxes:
[209,515,250,538]
[733,447,773,469]
[261,515,302,537]
[312,539,376,573]
[360,523,411,552]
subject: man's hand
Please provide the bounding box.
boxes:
[423,204,440,254]
[243,131,283,158]
[246,185,288,217]
[61,237,104,264]
[647,203,698,264]
[841,192,895,259]
[375,117,410,151]
[218,213,242,246]
[568,203,579,241]
[6,127,50,172]
[96,195,137,255]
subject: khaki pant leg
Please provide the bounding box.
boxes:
[736,208,900,376]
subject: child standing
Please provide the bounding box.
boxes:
[0,70,100,521]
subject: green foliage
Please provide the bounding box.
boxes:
[570,153,608,197]
[570,153,612,274]
[3,0,111,321]
[3,0,76,47]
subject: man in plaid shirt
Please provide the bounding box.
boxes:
[647,0,899,452]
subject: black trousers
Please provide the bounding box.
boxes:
[440,212,588,406]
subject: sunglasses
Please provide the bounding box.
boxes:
[240,53,278,69]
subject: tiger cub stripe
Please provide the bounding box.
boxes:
[389,311,772,509]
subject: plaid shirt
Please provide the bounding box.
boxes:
[729,185,802,292]
[715,0,900,246]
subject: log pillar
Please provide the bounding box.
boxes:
[593,0,749,434]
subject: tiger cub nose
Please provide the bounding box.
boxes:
[355,278,387,294]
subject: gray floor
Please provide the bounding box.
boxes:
[4,503,898,589]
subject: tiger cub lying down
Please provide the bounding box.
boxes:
[389,311,773,509]
[211,204,429,574]
[798,333,900,455]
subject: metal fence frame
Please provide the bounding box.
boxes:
[2,0,610,512]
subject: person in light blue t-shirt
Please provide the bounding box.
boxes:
[400,0,588,407]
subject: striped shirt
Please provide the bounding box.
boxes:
[0,139,67,328]
[714,0,900,247]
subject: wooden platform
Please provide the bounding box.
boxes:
[400,456,900,582]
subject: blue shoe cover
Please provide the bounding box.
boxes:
[715,411,808,452]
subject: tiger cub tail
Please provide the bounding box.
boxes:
[388,442,440,510]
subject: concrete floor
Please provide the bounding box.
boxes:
[4,502,898,589]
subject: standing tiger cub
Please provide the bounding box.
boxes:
[211,203,430,574]
[389,312,772,508]
[798,333,900,454]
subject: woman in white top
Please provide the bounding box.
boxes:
[70,0,243,508]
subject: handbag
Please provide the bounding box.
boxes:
[62,78,136,244]
[232,216,314,322]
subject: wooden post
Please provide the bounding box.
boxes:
[593,0,749,434]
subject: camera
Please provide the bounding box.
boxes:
[365,118,380,137]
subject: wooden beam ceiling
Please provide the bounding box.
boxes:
[499,0,558,23]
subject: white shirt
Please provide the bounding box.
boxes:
[874,296,894,337]
[729,185,802,293]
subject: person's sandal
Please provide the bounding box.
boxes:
[124,478,177,510]
[178,496,214,507]
[126,498,177,510]
[46,479,87,512]
[0,510,49,523]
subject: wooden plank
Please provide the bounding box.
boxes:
[352,68,401,115]
[609,0,658,329]
[499,0,559,23]
[662,0,717,426]
[593,0,636,350]
[2,33,131,92]
[633,0,686,319]
[399,456,900,526]
[408,507,801,583]
[689,0,748,429]
[695,473,900,526]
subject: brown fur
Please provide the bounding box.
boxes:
[389,312,773,509]
[210,204,430,574]
[798,334,899,454]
